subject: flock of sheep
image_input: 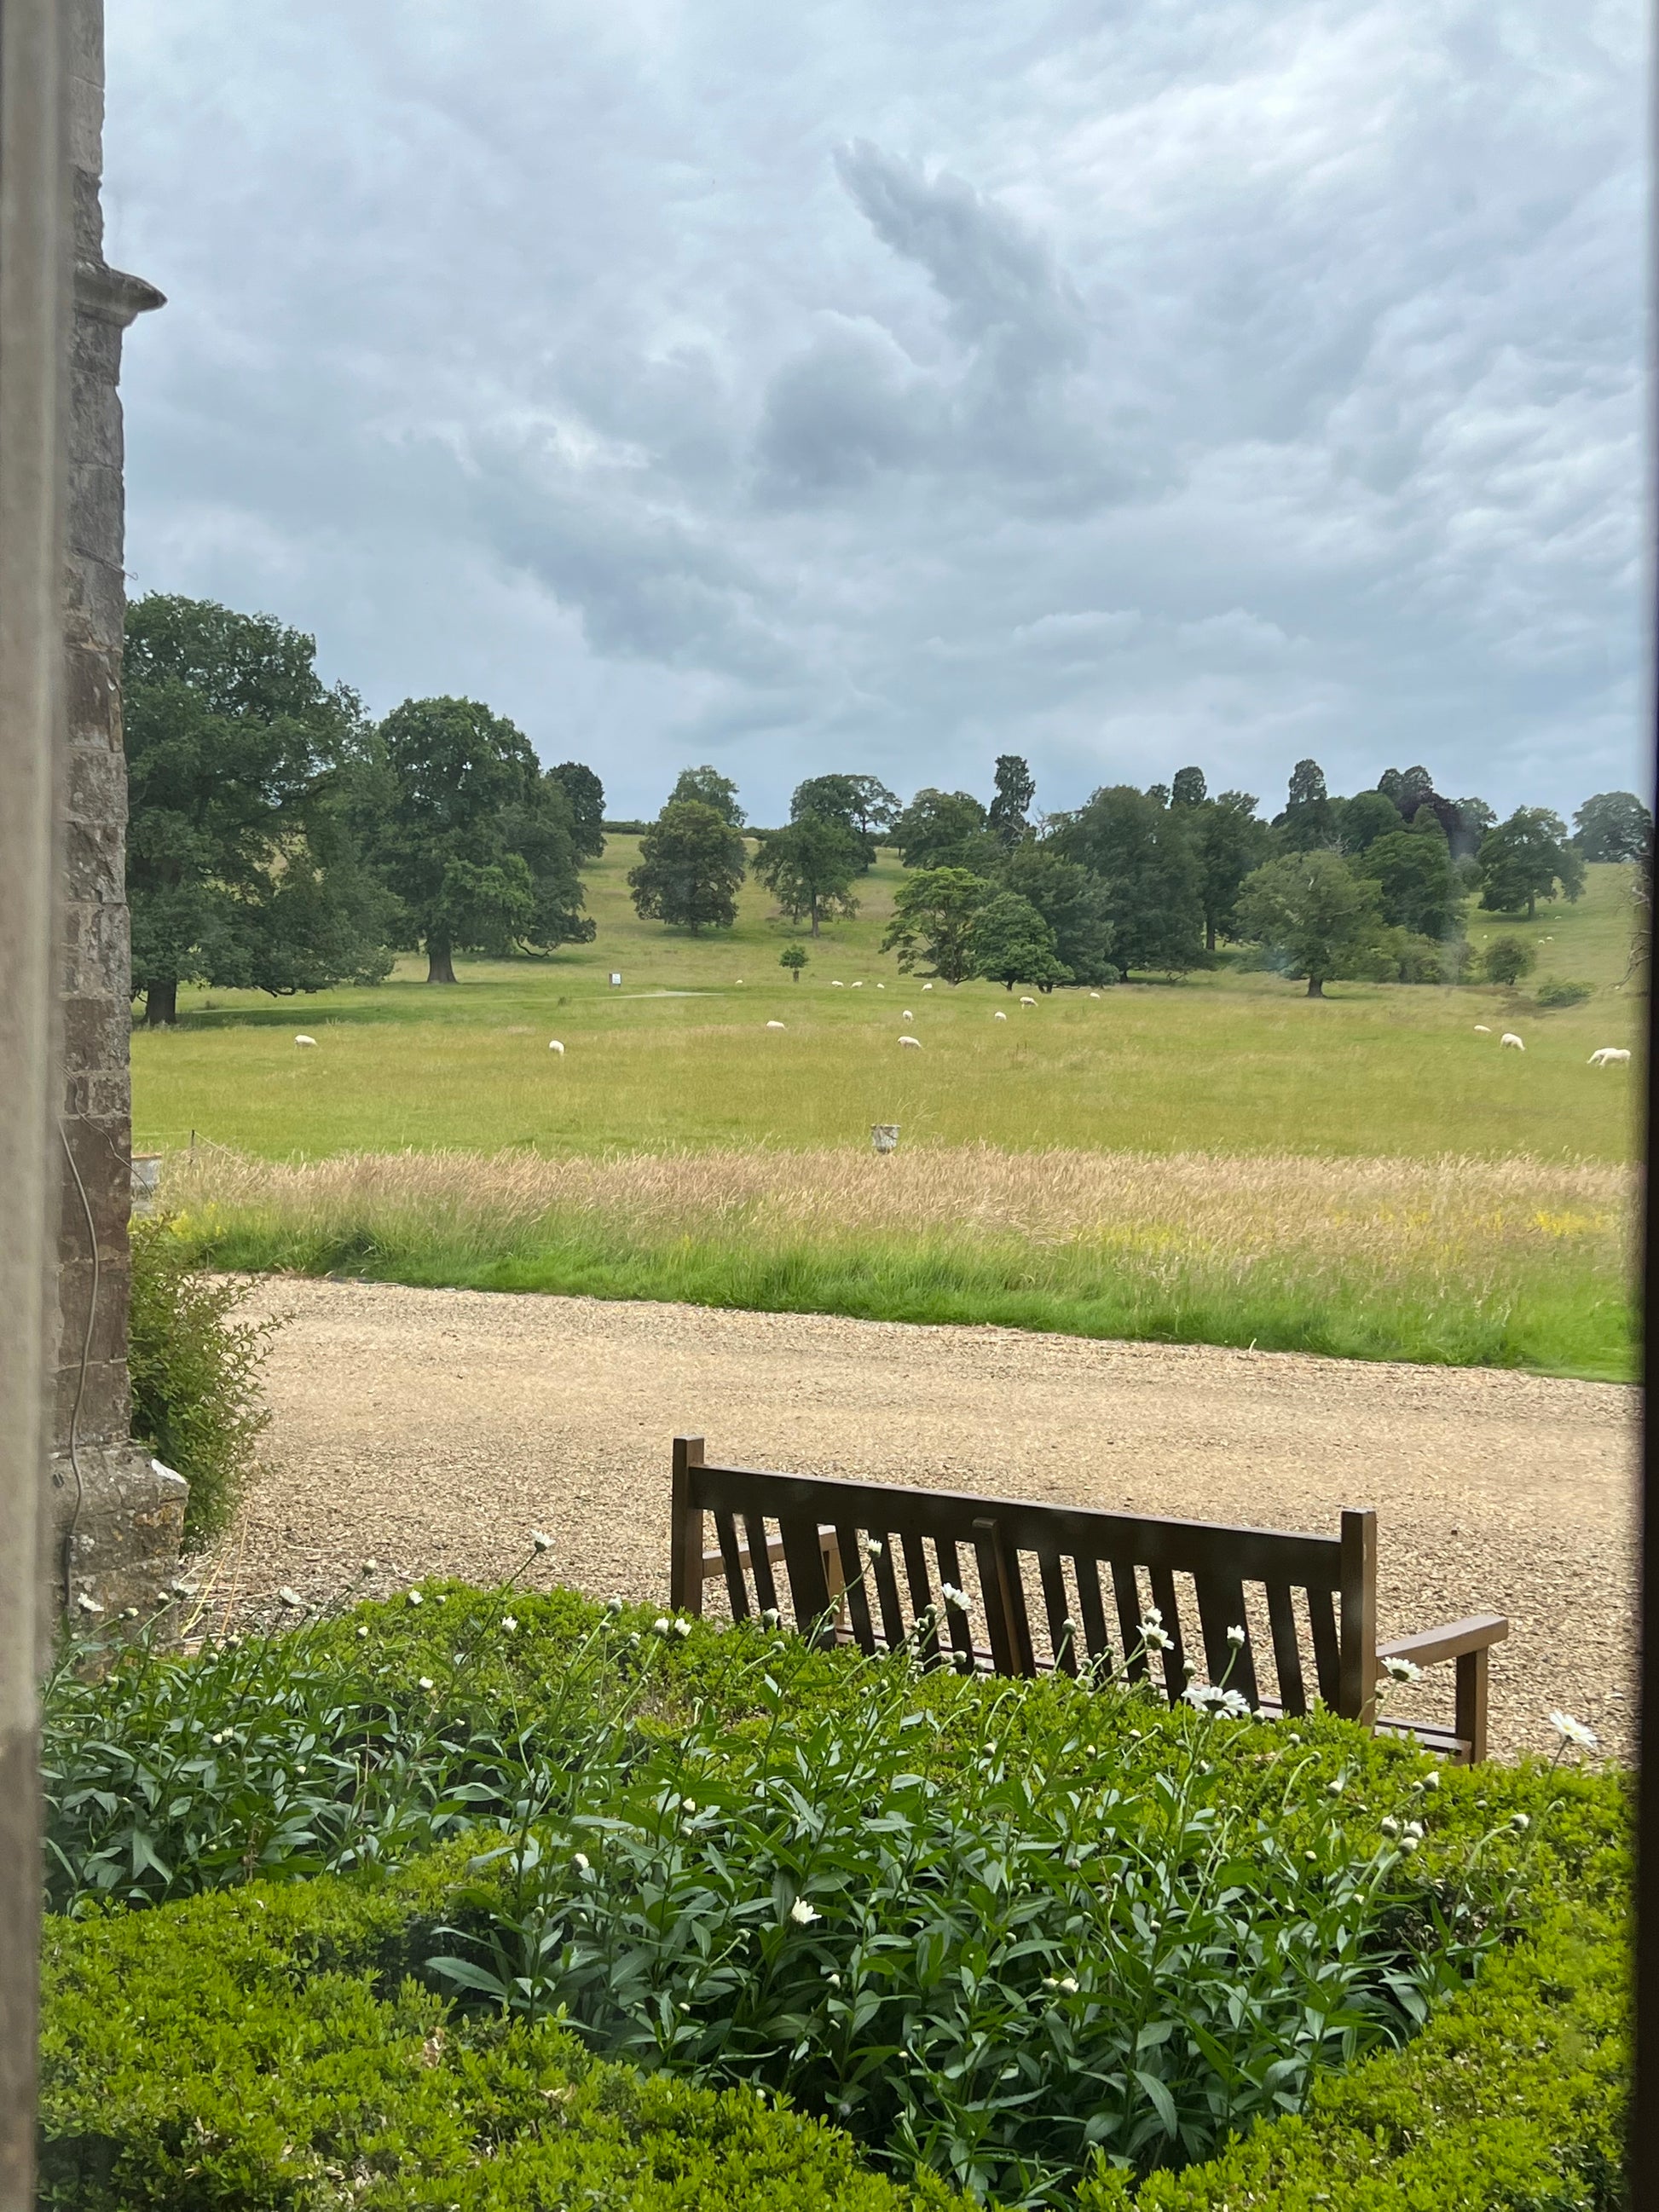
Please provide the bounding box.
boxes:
[287,1004,1635,1067]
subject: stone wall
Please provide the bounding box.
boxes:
[48,0,186,1620]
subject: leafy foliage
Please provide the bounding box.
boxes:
[126,1216,274,1548]
[1574,788,1652,863]
[670,764,747,827]
[124,594,396,1025]
[988,754,1036,846]
[367,696,593,980]
[1477,806,1587,920]
[628,799,749,933]
[755,815,864,936]
[1273,759,1337,853]
[1483,933,1536,986]
[998,843,1115,985]
[1351,820,1464,940]
[1535,976,1593,1008]
[879,868,989,984]
[547,760,607,859]
[891,790,999,874]
[967,891,1069,990]
[1055,788,1204,978]
[1238,851,1383,997]
[43,1584,1577,2205]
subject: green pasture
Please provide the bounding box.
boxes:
[133,847,1643,1166]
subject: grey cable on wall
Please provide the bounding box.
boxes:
[56,1120,100,1612]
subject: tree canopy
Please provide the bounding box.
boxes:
[1055,785,1204,978]
[124,593,395,1025]
[367,696,592,982]
[987,754,1036,846]
[892,788,998,873]
[1574,789,1652,863]
[548,762,606,860]
[968,892,1069,990]
[879,867,988,984]
[1274,759,1337,852]
[1352,818,1463,941]
[1238,850,1382,997]
[669,765,746,828]
[754,814,863,936]
[1476,807,1586,919]
[998,842,1113,985]
[1191,790,1270,953]
[627,799,747,933]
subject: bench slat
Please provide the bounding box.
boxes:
[1195,1571,1259,1707]
[870,1533,906,1653]
[1076,1555,1113,1672]
[1308,1585,1340,1707]
[1266,1579,1306,1718]
[714,1509,751,1620]
[744,1509,780,1617]
[1148,1564,1186,1703]
[836,1522,878,1655]
[1035,1539,1076,1676]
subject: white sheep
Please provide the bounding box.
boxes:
[902,1009,915,1020]
[1473,1025,1490,1035]
[1500,1032,1524,1052]
[1589,1047,1632,1066]
[899,1034,922,1049]
[876,982,885,989]
[831,980,844,988]
[294,1034,317,1047]
[1019,995,1037,1007]
[1089,992,1101,1000]
[547,1039,564,1055]
[766,1020,786,1031]
[922,982,934,990]
[993,1010,1007,1021]
[851,980,864,989]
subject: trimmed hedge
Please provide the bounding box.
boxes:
[40,1850,968,2211]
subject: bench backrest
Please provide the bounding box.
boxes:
[671,1436,1379,1726]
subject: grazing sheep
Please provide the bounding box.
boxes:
[1500,1032,1524,1052]
[1473,1025,1490,1034]
[993,1010,1007,1021]
[547,1040,564,1055]
[922,982,934,990]
[831,980,844,988]
[902,1009,914,1020]
[1089,992,1101,1000]
[851,980,864,989]
[899,1034,922,1049]
[1589,1046,1632,1066]
[876,982,885,989]
[294,1035,317,1047]
[1020,995,1037,1007]
[766,1020,786,1031]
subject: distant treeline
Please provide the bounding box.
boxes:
[124,592,1651,1019]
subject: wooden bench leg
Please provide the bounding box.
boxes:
[1455,1645,1488,1765]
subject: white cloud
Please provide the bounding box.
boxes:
[106,0,1645,822]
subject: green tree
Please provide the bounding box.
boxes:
[1238,850,1382,997]
[669,765,746,828]
[1192,789,1271,953]
[968,892,1070,990]
[124,594,396,1025]
[892,788,999,872]
[1476,807,1586,919]
[999,842,1113,985]
[1338,789,1404,856]
[880,867,989,984]
[1574,790,1653,863]
[779,943,808,983]
[790,773,891,869]
[987,754,1037,846]
[369,696,592,982]
[1483,933,1536,986]
[548,762,606,859]
[1054,785,1204,978]
[627,799,748,933]
[1170,765,1207,809]
[1274,759,1337,852]
[754,814,862,936]
[1352,818,1463,939]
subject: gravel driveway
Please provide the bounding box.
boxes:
[211,1279,1639,1763]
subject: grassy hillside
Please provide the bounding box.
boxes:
[133,850,1642,1166]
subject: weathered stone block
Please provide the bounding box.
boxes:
[49,1446,189,1623]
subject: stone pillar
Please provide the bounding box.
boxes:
[48,0,187,1620]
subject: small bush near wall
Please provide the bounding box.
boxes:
[126,1214,274,1546]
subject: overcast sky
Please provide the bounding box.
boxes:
[107,0,1644,826]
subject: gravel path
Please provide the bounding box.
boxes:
[214,1279,1639,1763]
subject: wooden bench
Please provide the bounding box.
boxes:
[669,1437,1509,1763]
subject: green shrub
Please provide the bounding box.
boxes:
[40,1857,962,2210]
[1483,933,1536,986]
[127,1213,273,1545]
[1536,975,1594,1008]
[43,1585,1609,2204]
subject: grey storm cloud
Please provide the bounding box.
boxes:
[105,0,1644,821]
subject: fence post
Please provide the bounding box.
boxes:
[1338,1509,1379,1730]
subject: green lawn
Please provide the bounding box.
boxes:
[137,851,1643,1380]
[134,848,1642,1166]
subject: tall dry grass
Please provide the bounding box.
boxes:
[165,1142,1637,1377]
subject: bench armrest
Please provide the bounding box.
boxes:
[1377,1614,1508,1671]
